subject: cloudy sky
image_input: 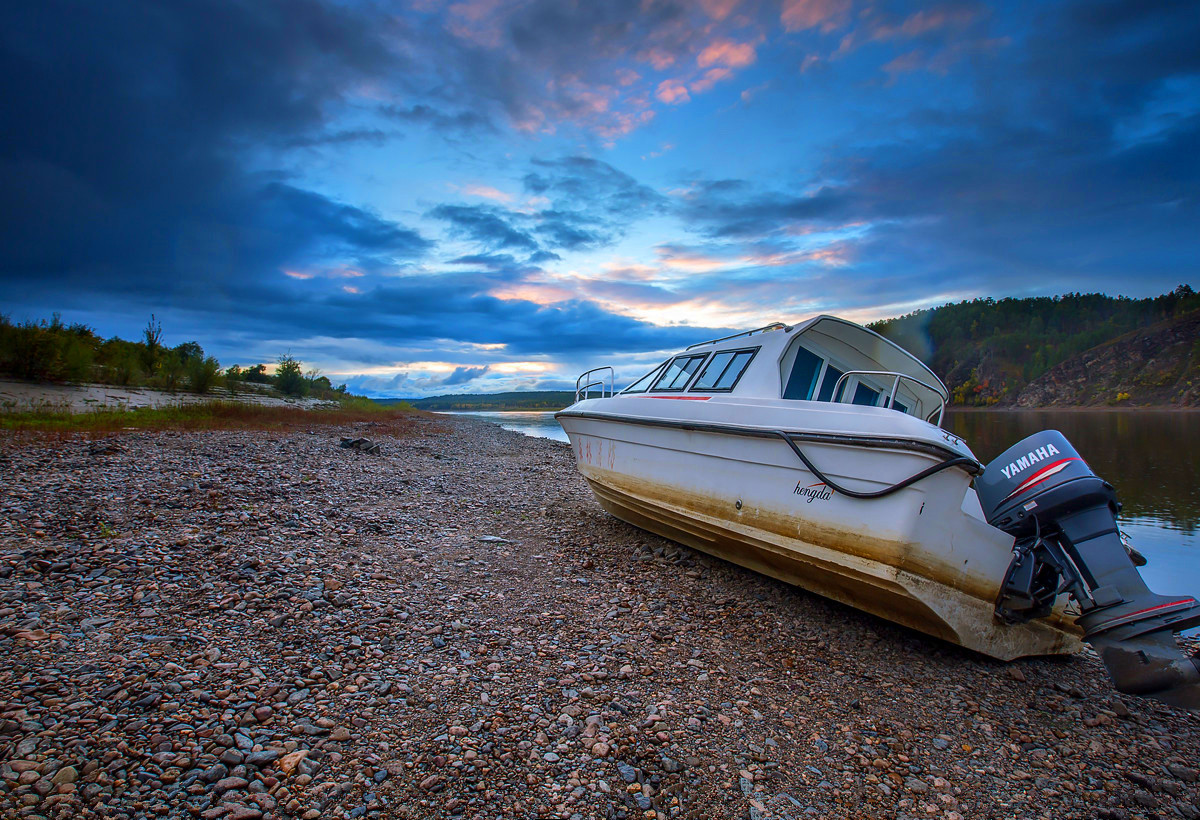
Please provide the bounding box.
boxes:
[2,0,1197,395]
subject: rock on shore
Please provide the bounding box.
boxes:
[1,415,1198,819]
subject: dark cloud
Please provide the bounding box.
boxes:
[292,281,725,358]
[439,365,490,386]
[427,205,540,253]
[675,0,1199,288]
[2,0,1196,391]
[524,157,668,216]
[430,156,669,257]
[281,128,392,149]
[678,183,850,238]
[532,211,609,251]
[380,104,495,135]
[0,0,426,297]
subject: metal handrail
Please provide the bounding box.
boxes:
[832,370,948,426]
[575,366,615,402]
[685,322,791,350]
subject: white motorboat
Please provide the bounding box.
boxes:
[558,317,1200,707]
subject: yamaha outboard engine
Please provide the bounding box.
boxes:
[978,430,1200,709]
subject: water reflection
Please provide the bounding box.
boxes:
[945,410,1200,596]
[945,410,1199,534]
[440,410,569,443]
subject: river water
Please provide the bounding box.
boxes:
[445,409,1198,593]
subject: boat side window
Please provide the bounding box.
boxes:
[852,382,881,406]
[622,362,667,394]
[652,354,709,391]
[816,365,845,402]
[783,345,823,400]
[691,347,759,392]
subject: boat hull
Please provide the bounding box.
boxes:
[559,410,1081,660]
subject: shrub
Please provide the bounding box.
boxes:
[275,354,308,397]
[243,364,272,384]
[151,351,185,391]
[188,356,222,394]
[107,352,143,386]
[60,336,95,382]
[0,315,97,382]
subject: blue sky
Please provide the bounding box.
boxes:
[1,0,1197,396]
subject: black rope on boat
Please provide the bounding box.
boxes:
[774,431,981,500]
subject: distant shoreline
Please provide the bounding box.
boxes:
[424,402,1200,413]
[946,404,1200,413]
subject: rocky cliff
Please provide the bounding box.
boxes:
[1015,310,1200,407]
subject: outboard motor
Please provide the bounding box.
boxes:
[978,430,1200,709]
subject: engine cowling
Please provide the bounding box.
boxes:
[979,430,1200,710]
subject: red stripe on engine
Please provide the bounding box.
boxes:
[1091,598,1197,631]
[1001,457,1081,502]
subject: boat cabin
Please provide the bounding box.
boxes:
[604,316,948,424]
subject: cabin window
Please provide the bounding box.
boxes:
[692,347,758,392]
[622,362,666,394]
[652,354,709,391]
[891,399,909,415]
[783,346,823,400]
[852,382,881,406]
[816,365,845,402]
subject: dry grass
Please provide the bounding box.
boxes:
[0,399,436,438]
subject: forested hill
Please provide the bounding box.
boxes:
[868,286,1200,406]
[398,391,575,411]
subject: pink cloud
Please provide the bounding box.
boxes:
[836,6,983,57]
[698,0,740,21]
[490,282,577,305]
[283,270,313,280]
[641,48,678,71]
[873,7,979,41]
[697,39,758,69]
[655,79,691,105]
[882,37,1007,78]
[342,285,361,294]
[690,67,733,94]
[882,49,926,76]
[740,82,769,103]
[615,68,641,87]
[445,0,515,48]
[462,184,514,203]
[780,0,851,33]
[595,109,656,142]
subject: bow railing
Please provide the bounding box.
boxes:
[575,366,615,402]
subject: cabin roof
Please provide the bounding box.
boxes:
[676,314,948,400]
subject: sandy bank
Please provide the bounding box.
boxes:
[0,379,338,414]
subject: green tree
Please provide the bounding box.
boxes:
[243,364,272,384]
[174,341,204,363]
[156,351,186,391]
[188,356,221,394]
[275,354,308,397]
[141,314,164,373]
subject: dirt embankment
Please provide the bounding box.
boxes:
[1016,311,1200,408]
[1,417,1199,820]
[0,380,337,414]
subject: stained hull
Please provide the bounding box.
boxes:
[559,408,1081,660]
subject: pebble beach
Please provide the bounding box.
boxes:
[2,415,1199,820]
